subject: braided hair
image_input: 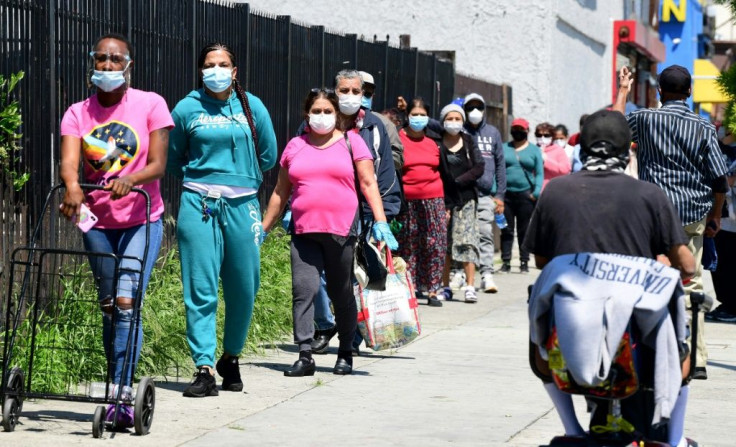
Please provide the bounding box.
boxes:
[197,43,259,157]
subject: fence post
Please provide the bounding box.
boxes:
[352,33,358,68]
[383,38,389,111]
[191,0,197,90]
[412,47,418,101]
[127,0,132,39]
[243,3,251,90]
[47,0,58,246]
[432,55,438,116]
[279,15,292,145]
[312,25,325,88]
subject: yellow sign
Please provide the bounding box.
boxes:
[662,0,686,23]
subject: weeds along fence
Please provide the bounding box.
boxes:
[0,0,456,293]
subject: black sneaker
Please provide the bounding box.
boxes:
[427,295,443,307]
[499,262,511,273]
[183,367,219,397]
[692,367,707,380]
[216,356,243,392]
[520,262,529,273]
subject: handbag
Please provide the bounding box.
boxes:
[345,133,388,291]
[355,247,421,351]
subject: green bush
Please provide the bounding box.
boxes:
[1,227,293,392]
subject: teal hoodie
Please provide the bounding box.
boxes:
[167,89,277,188]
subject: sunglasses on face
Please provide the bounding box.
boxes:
[310,87,335,94]
[535,133,552,138]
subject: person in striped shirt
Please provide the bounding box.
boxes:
[614,65,729,381]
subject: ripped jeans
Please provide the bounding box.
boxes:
[83,219,163,386]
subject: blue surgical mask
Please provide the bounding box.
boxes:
[90,63,130,92]
[408,116,429,132]
[361,96,373,110]
[202,66,233,93]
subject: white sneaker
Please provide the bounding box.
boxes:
[464,286,478,303]
[449,271,465,290]
[481,274,498,293]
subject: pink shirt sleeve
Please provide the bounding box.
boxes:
[146,93,175,131]
[60,105,81,137]
[347,131,373,162]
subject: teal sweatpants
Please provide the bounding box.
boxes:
[177,189,262,368]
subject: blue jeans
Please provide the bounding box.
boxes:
[313,272,336,331]
[83,219,163,386]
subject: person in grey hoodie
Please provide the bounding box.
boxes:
[460,93,506,293]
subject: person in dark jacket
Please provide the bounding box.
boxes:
[462,93,506,294]
[435,103,484,303]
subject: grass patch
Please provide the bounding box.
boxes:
[1,227,293,392]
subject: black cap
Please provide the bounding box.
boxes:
[580,110,631,158]
[658,65,691,95]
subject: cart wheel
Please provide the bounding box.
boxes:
[6,367,24,414]
[2,397,19,432]
[134,377,155,436]
[92,405,106,439]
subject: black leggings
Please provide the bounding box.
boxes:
[501,190,535,263]
[290,233,357,353]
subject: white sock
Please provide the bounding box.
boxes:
[668,385,689,447]
[544,382,585,436]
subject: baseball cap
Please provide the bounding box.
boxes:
[511,118,529,131]
[658,65,691,95]
[580,109,631,158]
[358,71,375,85]
[463,93,485,108]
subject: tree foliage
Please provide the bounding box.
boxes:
[0,70,29,190]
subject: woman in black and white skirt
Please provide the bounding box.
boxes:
[435,103,484,303]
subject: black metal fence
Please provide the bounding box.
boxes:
[0,0,455,284]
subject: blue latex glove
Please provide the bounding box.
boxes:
[258,230,268,247]
[281,210,292,231]
[372,221,399,251]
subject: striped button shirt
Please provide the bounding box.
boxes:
[627,100,727,225]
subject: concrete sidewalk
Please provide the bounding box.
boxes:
[4,264,736,446]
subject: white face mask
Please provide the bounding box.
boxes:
[554,138,567,148]
[338,94,362,115]
[308,113,336,135]
[468,109,484,125]
[537,137,552,147]
[444,121,464,135]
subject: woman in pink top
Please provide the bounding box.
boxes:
[397,97,448,307]
[262,89,396,377]
[535,122,571,189]
[59,34,173,428]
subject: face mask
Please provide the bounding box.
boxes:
[468,108,484,125]
[444,121,463,135]
[338,94,362,115]
[554,139,567,148]
[537,137,552,147]
[408,116,429,132]
[361,96,373,110]
[90,62,130,92]
[511,130,527,142]
[308,113,336,135]
[202,66,233,93]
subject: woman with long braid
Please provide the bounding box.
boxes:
[167,43,278,397]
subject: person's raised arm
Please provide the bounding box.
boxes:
[613,66,633,115]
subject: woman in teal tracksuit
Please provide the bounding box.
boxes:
[167,43,277,398]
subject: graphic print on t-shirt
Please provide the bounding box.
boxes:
[82,120,139,172]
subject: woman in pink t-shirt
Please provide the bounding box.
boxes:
[535,122,571,189]
[262,89,397,377]
[59,33,172,428]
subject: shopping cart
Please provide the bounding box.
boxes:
[1,184,156,437]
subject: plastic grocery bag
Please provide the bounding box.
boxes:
[355,247,421,351]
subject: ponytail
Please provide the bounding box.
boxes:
[233,78,260,162]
